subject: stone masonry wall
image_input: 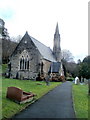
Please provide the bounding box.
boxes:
[42,59,51,77]
[9,33,42,80]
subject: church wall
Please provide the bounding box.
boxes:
[9,34,42,80]
[42,59,51,77]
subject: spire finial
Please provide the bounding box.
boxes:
[26,31,28,34]
[56,22,58,27]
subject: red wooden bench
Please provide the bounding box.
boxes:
[6,87,36,104]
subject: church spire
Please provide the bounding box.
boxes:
[53,23,61,62]
[55,22,59,34]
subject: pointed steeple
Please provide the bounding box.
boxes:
[25,31,28,35]
[55,22,59,34]
[53,23,61,62]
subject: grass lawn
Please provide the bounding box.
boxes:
[2,77,61,119]
[73,83,89,118]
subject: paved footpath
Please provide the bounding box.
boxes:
[12,81,76,119]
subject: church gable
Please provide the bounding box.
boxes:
[10,32,41,59]
[9,32,43,79]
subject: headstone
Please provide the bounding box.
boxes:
[6,87,36,104]
[75,77,79,85]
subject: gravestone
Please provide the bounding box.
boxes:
[6,87,36,104]
[75,77,79,85]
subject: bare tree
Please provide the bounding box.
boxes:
[61,49,78,77]
[11,35,22,43]
[61,49,74,62]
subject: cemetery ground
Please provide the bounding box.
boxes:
[1,77,61,119]
[0,64,89,119]
[73,84,89,118]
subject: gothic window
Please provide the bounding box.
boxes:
[19,55,30,70]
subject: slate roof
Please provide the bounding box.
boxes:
[30,36,56,62]
[49,62,61,73]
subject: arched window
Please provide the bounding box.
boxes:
[19,50,30,70]
[19,56,30,70]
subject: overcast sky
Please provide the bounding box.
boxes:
[0,0,88,62]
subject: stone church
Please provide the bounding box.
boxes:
[7,23,64,80]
